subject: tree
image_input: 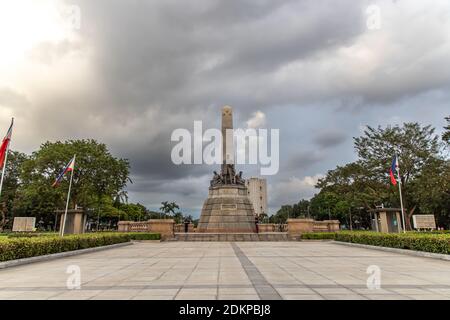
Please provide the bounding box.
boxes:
[0,151,28,228]
[305,122,445,230]
[443,116,450,145]
[17,140,130,228]
[159,201,180,219]
[353,123,440,229]
[309,191,339,220]
[293,199,310,218]
[118,203,148,221]
[270,205,292,223]
[316,162,388,210]
[410,158,450,228]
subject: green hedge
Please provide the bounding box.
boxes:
[127,233,161,241]
[0,232,160,262]
[300,232,336,240]
[6,232,58,238]
[300,231,450,255]
[335,232,450,254]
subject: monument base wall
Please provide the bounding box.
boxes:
[118,219,175,239]
[197,185,256,233]
[287,218,341,239]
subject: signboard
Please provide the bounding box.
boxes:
[12,217,36,232]
[412,215,436,230]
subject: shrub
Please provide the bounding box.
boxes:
[300,233,336,240]
[7,232,57,238]
[334,231,450,255]
[0,233,130,262]
[299,231,450,255]
[126,233,161,241]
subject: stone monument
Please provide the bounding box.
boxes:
[197,106,257,233]
[56,209,87,234]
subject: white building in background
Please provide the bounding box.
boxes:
[245,177,268,216]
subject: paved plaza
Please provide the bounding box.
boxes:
[0,241,449,300]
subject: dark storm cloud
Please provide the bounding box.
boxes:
[286,151,324,171]
[74,0,366,115]
[314,130,347,149]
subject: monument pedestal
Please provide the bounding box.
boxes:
[197,185,256,233]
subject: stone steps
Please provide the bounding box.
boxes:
[174,233,289,241]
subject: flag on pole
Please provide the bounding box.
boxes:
[0,119,13,169]
[52,156,75,187]
[389,155,398,186]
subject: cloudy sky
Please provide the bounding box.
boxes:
[0,0,449,216]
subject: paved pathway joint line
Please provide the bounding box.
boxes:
[230,243,282,300]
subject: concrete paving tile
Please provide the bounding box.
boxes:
[426,288,450,296]
[132,295,174,300]
[11,291,61,300]
[365,295,412,300]
[218,294,259,300]
[283,294,324,300]
[313,287,355,295]
[322,294,368,300]
[275,287,316,295]
[135,288,180,296]
[353,288,396,295]
[0,291,28,299]
[406,295,450,300]
[390,288,436,295]
[177,288,217,295]
[175,294,217,300]
[219,287,257,295]
[50,290,103,300]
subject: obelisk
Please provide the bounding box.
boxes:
[197,105,257,233]
[222,105,234,168]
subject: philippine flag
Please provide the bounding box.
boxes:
[52,156,75,187]
[0,118,13,169]
[390,155,398,186]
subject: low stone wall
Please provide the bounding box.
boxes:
[258,224,276,233]
[118,219,175,239]
[118,219,339,241]
[258,224,287,233]
[174,223,195,233]
[313,220,340,232]
[287,218,340,239]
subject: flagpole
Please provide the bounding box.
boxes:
[0,118,13,200]
[60,155,75,237]
[0,144,9,199]
[396,156,406,233]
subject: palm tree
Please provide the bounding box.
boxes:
[159,201,180,219]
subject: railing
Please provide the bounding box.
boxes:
[117,219,176,240]
[258,224,287,232]
[118,221,150,232]
[129,222,149,232]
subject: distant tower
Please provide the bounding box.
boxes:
[245,178,268,216]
